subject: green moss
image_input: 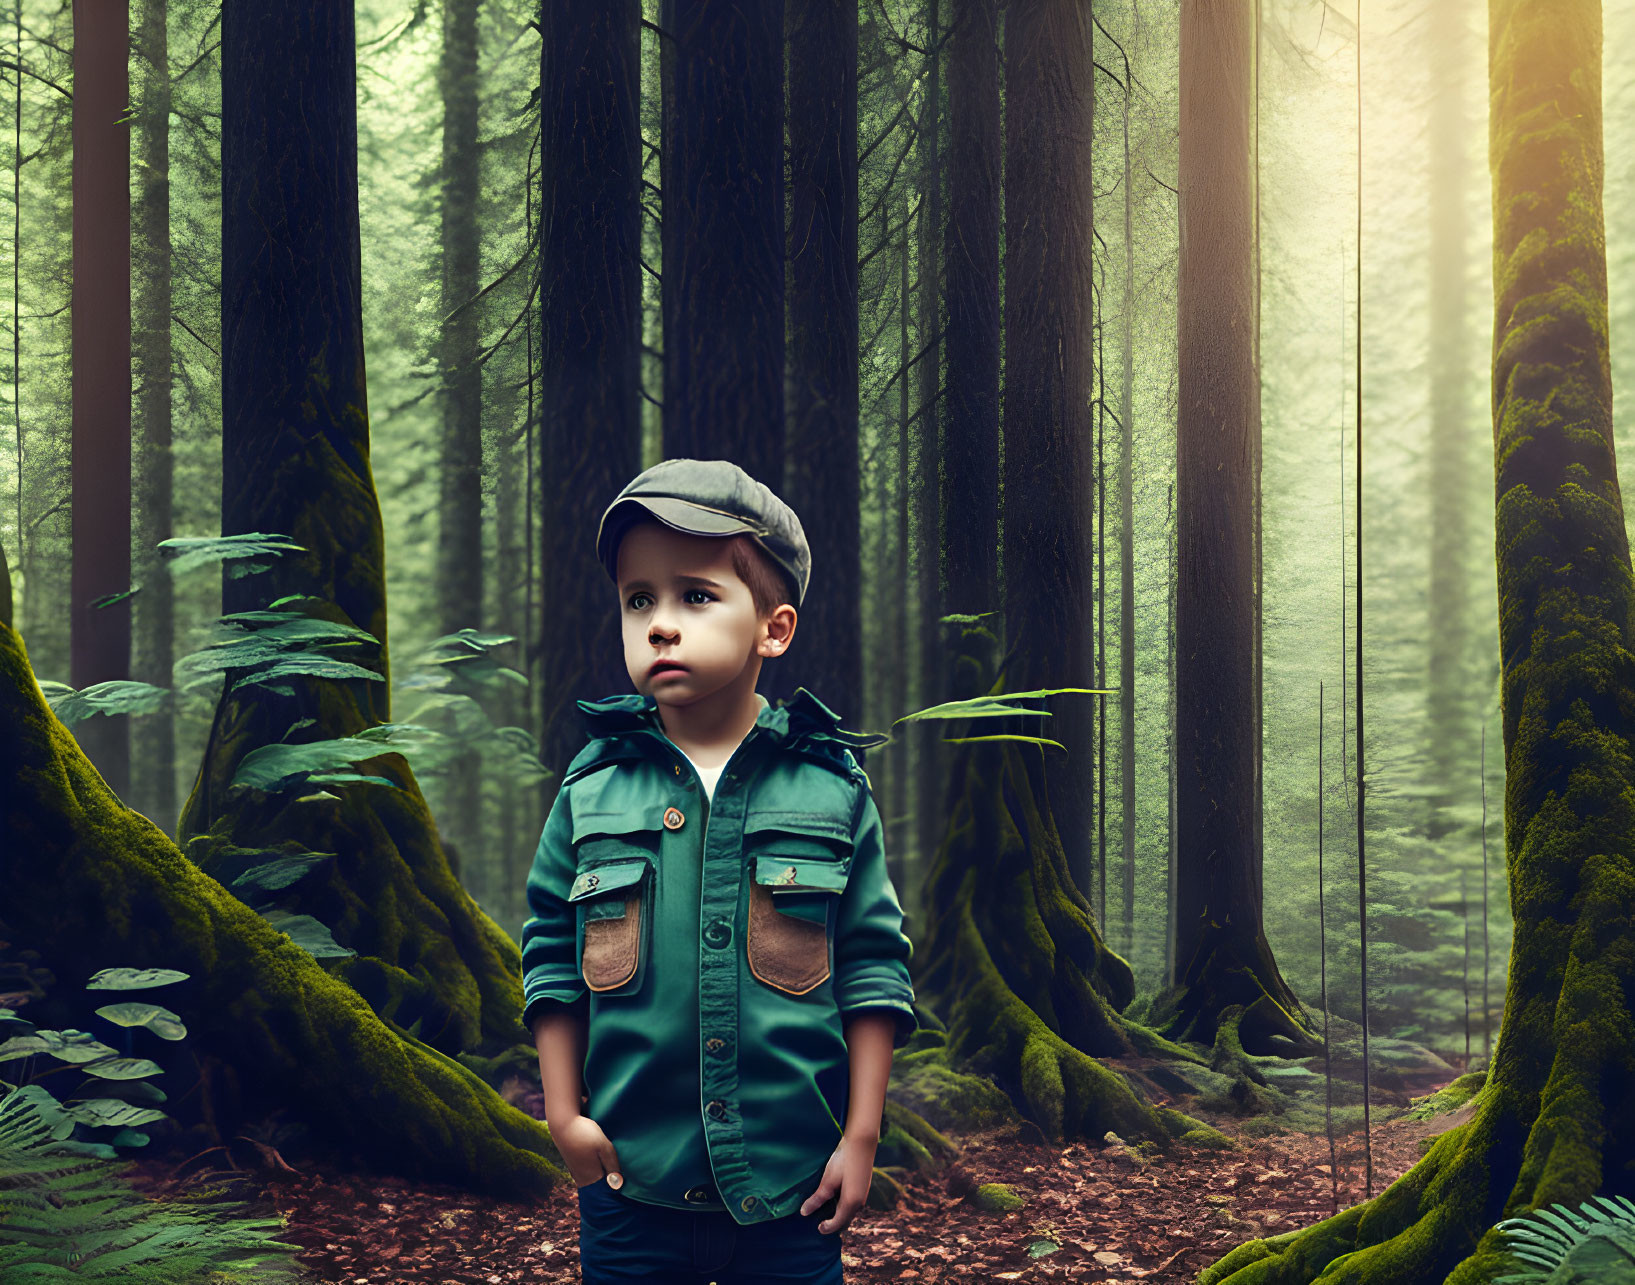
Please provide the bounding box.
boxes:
[0,618,570,1200]
[914,736,1180,1144]
[1180,1127,1237,1151]
[971,1182,1025,1214]
[1407,1071,1488,1122]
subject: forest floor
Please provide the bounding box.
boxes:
[119,1066,1472,1285]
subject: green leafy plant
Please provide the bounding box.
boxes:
[36,680,170,725]
[181,841,356,960]
[891,686,1117,752]
[0,961,311,1281]
[155,533,306,579]
[395,628,550,786]
[175,597,384,700]
[0,1075,309,1284]
[1493,1195,1635,1284]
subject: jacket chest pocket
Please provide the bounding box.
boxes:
[569,820,659,996]
[742,812,852,997]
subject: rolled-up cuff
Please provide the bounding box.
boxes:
[522,977,588,1034]
[834,974,919,1049]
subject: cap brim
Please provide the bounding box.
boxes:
[598,496,759,578]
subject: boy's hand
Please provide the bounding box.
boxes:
[799,1132,878,1234]
[549,1113,624,1190]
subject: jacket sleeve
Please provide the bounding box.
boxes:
[832,786,919,1050]
[520,782,587,1034]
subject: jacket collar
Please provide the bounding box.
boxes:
[575,685,887,751]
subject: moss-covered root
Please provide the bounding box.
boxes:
[916,738,1216,1146]
[0,618,568,1200]
[176,627,524,1064]
[1198,829,1635,1284]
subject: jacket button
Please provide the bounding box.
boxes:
[663,807,684,830]
[704,1036,726,1053]
[741,1196,757,1212]
[703,919,731,948]
[707,1099,728,1121]
[684,1185,714,1204]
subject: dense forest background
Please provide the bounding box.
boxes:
[6,0,1634,1084]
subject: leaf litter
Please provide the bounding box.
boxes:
[116,1073,1464,1284]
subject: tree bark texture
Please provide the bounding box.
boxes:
[1002,0,1097,904]
[660,0,783,480]
[782,0,860,723]
[914,0,944,926]
[537,0,642,791]
[69,0,132,797]
[180,1,522,1061]
[1203,1,1635,1280]
[941,0,999,707]
[1161,0,1315,1056]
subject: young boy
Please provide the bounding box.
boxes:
[520,458,918,1284]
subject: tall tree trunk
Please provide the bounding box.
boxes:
[1204,0,1635,1279]
[659,0,783,484]
[1119,61,1136,956]
[890,194,911,890]
[538,1,642,790]
[1003,0,1096,905]
[942,0,999,711]
[132,0,175,833]
[919,0,1212,1148]
[783,0,860,729]
[179,0,521,1060]
[1166,479,1177,986]
[1250,0,1264,913]
[1425,0,1471,843]
[1159,0,1315,1055]
[69,0,131,798]
[914,0,943,927]
[437,0,484,872]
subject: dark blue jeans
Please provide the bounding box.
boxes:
[576,1178,845,1284]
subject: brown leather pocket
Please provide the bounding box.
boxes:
[569,852,653,994]
[746,854,848,996]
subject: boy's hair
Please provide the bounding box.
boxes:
[620,514,798,622]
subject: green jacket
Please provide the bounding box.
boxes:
[520,686,918,1224]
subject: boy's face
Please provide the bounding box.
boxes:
[615,520,797,706]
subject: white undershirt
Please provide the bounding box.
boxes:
[680,748,729,802]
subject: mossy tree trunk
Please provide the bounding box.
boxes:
[1202,2,1635,1280]
[177,1,522,1060]
[917,668,1212,1145]
[1156,0,1317,1058]
[0,573,567,1198]
[914,0,1205,1148]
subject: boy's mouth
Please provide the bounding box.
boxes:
[649,660,688,677]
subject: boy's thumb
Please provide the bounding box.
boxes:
[603,1147,623,1189]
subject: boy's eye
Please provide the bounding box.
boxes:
[627,589,713,610]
